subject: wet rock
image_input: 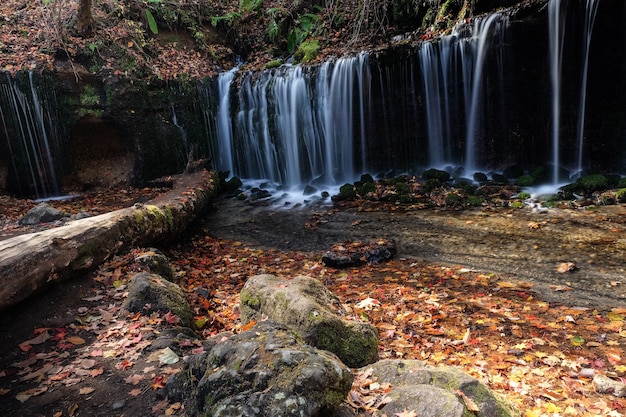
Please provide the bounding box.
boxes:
[240,274,378,368]
[165,320,353,417]
[363,359,520,417]
[322,240,396,268]
[19,203,64,225]
[121,272,194,328]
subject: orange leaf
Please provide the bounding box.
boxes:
[241,320,257,331]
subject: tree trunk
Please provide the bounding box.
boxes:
[77,0,95,36]
[0,170,218,310]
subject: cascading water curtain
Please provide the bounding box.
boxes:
[213,53,371,189]
[0,73,62,198]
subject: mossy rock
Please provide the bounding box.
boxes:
[365,359,521,417]
[240,275,378,368]
[332,183,357,201]
[122,272,194,328]
[422,168,451,182]
[473,172,488,183]
[515,175,534,187]
[577,174,609,195]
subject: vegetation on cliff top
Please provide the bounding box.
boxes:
[0,0,527,80]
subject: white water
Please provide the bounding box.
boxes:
[419,42,445,165]
[417,13,508,173]
[575,0,600,175]
[463,13,504,174]
[0,74,61,198]
[549,0,566,184]
[215,67,238,175]
[210,53,371,190]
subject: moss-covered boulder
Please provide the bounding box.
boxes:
[122,272,193,328]
[240,274,378,368]
[165,320,353,417]
[363,359,521,417]
[134,248,176,281]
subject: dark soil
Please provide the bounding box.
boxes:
[1,190,626,417]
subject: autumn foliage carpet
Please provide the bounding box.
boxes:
[1,192,626,416]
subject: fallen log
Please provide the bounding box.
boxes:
[0,170,219,310]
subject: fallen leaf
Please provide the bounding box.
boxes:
[159,347,180,365]
[19,330,51,351]
[79,387,95,395]
[15,386,48,403]
[66,336,86,345]
[68,403,79,417]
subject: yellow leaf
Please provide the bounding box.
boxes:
[614,364,626,373]
[544,403,562,413]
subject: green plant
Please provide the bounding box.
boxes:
[510,201,524,209]
[287,12,322,54]
[240,0,263,13]
[267,19,280,43]
[467,195,483,206]
[616,188,626,203]
[145,9,158,34]
[517,192,531,200]
[210,11,242,28]
[445,192,462,207]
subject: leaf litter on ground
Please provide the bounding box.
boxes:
[1,206,625,416]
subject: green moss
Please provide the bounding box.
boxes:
[616,188,626,203]
[265,59,283,69]
[240,290,260,309]
[315,321,377,368]
[467,195,483,207]
[294,39,320,63]
[510,201,524,209]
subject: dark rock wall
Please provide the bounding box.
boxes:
[2,0,625,197]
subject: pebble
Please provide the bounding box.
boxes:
[111,400,126,410]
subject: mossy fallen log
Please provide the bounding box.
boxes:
[0,170,218,310]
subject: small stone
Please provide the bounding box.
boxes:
[111,400,126,410]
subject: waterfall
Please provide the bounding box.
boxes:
[462,13,506,174]
[0,74,62,198]
[575,0,599,176]
[549,0,566,184]
[419,42,446,166]
[215,67,238,175]
[210,54,371,189]
[417,13,508,173]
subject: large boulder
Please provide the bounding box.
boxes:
[362,359,520,417]
[165,320,353,417]
[121,272,193,328]
[240,274,378,368]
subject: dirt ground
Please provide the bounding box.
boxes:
[204,194,626,308]
[1,191,626,417]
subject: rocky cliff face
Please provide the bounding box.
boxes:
[1,0,625,197]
